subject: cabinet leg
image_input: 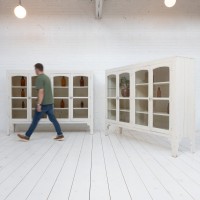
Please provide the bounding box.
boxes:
[9,124,14,135]
[171,138,179,158]
[105,124,110,136]
[89,122,94,135]
[119,127,123,135]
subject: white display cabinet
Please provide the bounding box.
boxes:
[8,71,93,134]
[106,57,195,157]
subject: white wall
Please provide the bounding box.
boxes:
[0,0,200,133]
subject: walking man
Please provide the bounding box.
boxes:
[17,63,64,141]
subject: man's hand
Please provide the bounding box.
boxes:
[37,104,42,112]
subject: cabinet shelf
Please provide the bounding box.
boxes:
[12,108,27,110]
[12,86,27,88]
[11,97,27,99]
[153,112,169,117]
[73,108,88,110]
[153,82,169,85]
[153,98,169,100]
[135,83,148,86]
[135,97,149,100]
[54,108,69,110]
[73,86,88,89]
[120,109,130,112]
[108,108,116,111]
[54,86,69,89]
[135,111,148,115]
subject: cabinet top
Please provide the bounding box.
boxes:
[6,70,93,75]
[105,56,194,73]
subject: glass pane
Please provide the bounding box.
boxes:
[54,110,69,119]
[54,99,69,109]
[107,99,116,120]
[153,100,169,130]
[54,76,69,98]
[73,76,88,97]
[153,84,169,98]
[12,76,27,87]
[153,115,169,130]
[135,100,148,126]
[135,70,149,126]
[119,99,130,123]
[73,76,88,87]
[54,76,69,87]
[107,75,116,97]
[153,67,169,83]
[135,113,148,126]
[12,99,27,119]
[54,99,69,119]
[135,100,148,113]
[73,88,88,97]
[119,73,130,98]
[12,88,27,98]
[12,110,27,119]
[135,70,148,98]
[73,98,88,109]
[73,109,88,118]
[135,70,148,84]
[153,100,169,114]
[11,76,28,119]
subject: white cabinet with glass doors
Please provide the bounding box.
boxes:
[8,71,93,134]
[106,57,195,157]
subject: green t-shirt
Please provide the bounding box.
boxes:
[35,74,54,105]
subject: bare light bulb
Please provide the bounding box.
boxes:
[14,2,27,19]
[164,0,176,7]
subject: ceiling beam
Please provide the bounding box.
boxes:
[95,0,103,19]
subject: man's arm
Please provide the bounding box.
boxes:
[37,89,44,112]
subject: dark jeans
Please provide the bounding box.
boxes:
[25,104,63,138]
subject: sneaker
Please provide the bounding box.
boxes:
[54,135,64,141]
[17,134,30,142]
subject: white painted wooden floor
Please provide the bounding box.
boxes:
[0,131,200,200]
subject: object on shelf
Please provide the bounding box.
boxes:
[157,87,162,97]
[167,103,170,114]
[120,77,130,97]
[22,101,25,108]
[21,89,25,97]
[21,76,26,86]
[61,76,66,87]
[80,76,84,86]
[81,101,84,108]
[60,99,65,108]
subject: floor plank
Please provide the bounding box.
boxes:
[90,132,110,200]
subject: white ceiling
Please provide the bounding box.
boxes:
[0,0,200,19]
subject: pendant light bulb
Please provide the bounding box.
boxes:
[164,0,176,7]
[14,0,27,19]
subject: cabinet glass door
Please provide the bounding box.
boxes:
[135,70,149,126]
[11,76,28,119]
[107,74,117,121]
[31,76,47,119]
[119,73,130,123]
[73,76,88,119]
[53,76,69,119]
[153,67,170,130]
